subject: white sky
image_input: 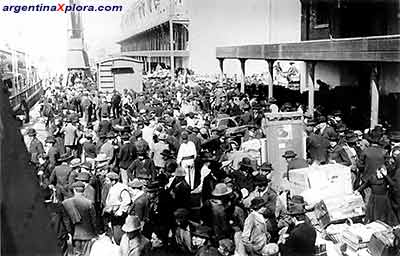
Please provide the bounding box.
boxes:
[0,0,131,74]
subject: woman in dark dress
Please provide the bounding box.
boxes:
[357,166,398,226]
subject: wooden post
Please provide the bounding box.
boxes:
[239,58,246,93]
[267,60,275,99]
[307,62,316,118]
[169,20,175,81]
[370,64,379,128]
[218,58,224,87]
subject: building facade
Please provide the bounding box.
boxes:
[118,0,301,75]
[216,0,400,131]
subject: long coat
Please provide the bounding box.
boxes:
[306,133,329,163]
[280,222,316,256]
[62,194,97,240]
[242,211,270,254]
[28,137,44,164]
[358,145,386,181]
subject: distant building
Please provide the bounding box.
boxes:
[118,0,301,75]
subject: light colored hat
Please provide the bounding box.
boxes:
[70,158,81,168]
[95,153,110,162]
[129,178,144,189]
[122,215,142,233]
[212,183,232,197]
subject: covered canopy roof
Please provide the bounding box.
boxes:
[216,35,400,62]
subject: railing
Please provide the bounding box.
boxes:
[9,80,43,109]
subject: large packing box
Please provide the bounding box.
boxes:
[287,164,353,205]
[341,221,390,251]
[368,230,397,256]
[314,194,365,228]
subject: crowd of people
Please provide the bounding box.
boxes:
[24,73,400,256]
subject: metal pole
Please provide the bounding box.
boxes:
[240,58,246,93]
[370,65,379,128]
[267,60,275,99]
[307,62,315,118]
[169,20,174,81]
[218,58,224,87]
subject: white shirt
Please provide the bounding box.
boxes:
[142,125,154,145]
[177,141,197,164]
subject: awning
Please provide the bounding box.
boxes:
[216,35,400,62]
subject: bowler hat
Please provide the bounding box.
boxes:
[174,167,186,177]
[27,128,37,136]
[240,157,254,169]
[287,195,307,215]
[282,150,297,159]
[121,133,130,140]
[95,153,110,162]
[71,181,85,189]
[45,136,56,144]
[122,215,142,233]
[192,225,212,239]
[80,162,92,170]
[129,178,144,189]
[212,183,232,197]
[160,149,172,157]
[59,153,73,163]
[250,197,267,210]
[259,162,273,171]
[174,208,190,220]
[345,132,358,143]
[76,172,90,182]
[253,174,270,186]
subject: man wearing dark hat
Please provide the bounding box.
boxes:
[358,132,386,201]
[280,195,316,256]
[76,172,95,203]
[50,153,74,200]
[192,226,220,256]
[316,116,336,139]
[161,149,178,174]
[27,128,45,167]
[133,129,150,157]
[282,151,308,180]
[231,157,255,192]
[305,125,330,165]
[327,133,351,166]
[118,133,137,185]
[45,135,60,172]
[62,181,98,256]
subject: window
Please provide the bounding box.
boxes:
[111,67,134,74]
[315,2,330,26]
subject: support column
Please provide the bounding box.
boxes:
[169,20,175,81]
[267,59,275,99]
[148,56,151,73]
[239,58,246,93]
[370,64,379,128]
[218,58,224,87]
[307,62,316,118]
